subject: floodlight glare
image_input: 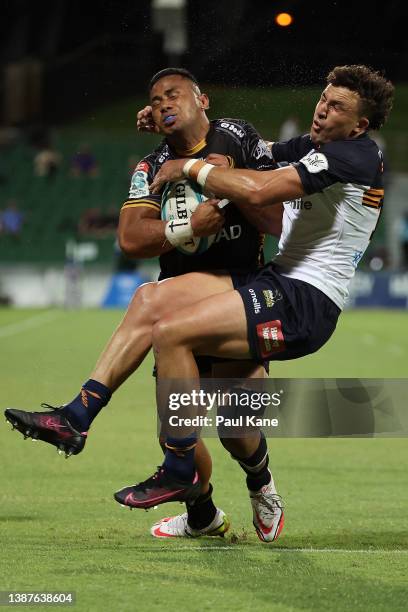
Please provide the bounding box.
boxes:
[275,12,293,27]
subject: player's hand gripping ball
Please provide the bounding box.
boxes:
[161,179,222,255]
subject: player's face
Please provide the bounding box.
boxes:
[310,85,367,145]
[149,75,208,135]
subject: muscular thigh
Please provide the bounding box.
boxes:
[156,289,251,360]
[143,271,233,321]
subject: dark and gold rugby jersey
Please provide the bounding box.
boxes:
[122,119,276,278]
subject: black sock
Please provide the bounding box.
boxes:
[62,379,112,432]
[186,483,217,529]
[163,435,197,481]
[232,432,271,491]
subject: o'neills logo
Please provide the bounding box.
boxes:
[256,320,286,357]
[248,288,261,314]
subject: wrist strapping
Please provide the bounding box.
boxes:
[183,159,215,189]
[182,159,199,177]
[164,219,193,247]
[196,163,214,188]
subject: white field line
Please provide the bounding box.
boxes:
[387,344,405,355]
[0,311,63,339]
[150,546,408,554]
[361,333,405,356]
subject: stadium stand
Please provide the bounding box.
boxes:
[0,132,154,264]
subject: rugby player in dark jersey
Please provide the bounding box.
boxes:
[6,68,284,541]
[120,69,282,538]
[107,65,392,542]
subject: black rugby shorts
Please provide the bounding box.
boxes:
[232,264,341,363]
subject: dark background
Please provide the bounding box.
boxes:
[1,0,406,123]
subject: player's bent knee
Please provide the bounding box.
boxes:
[134,281,181,324]
[151,319,174,351]
[152,316,188,351]
[135,281,157,305]
[128,282,159,320]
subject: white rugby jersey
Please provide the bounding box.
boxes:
[271,133,384,309]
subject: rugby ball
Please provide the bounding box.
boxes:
[161,179,216,255]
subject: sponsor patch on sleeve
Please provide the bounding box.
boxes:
[129,170,149,198]
[256,320,286,358]
[299,151,329,174]
[136,161,149,173]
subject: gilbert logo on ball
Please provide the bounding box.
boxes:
[161,179,216,255]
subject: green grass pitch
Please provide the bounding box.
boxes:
[1,308,407,611]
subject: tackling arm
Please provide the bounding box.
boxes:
[203,165,305,207]
[150,161,305,209]
[205,152,282,235]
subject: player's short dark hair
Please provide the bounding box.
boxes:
[149,68,200,91]
[326,65,394,130]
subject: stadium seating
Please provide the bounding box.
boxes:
[0,132,152,264]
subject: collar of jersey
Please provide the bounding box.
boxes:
[175,137,207,157]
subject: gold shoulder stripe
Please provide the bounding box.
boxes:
[366,188,384,195]
[363,195,382,204]
[362,187,384,209]
[121,202,160,212]
[122,198,160,208]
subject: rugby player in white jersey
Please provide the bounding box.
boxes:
[109,65,394,538]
